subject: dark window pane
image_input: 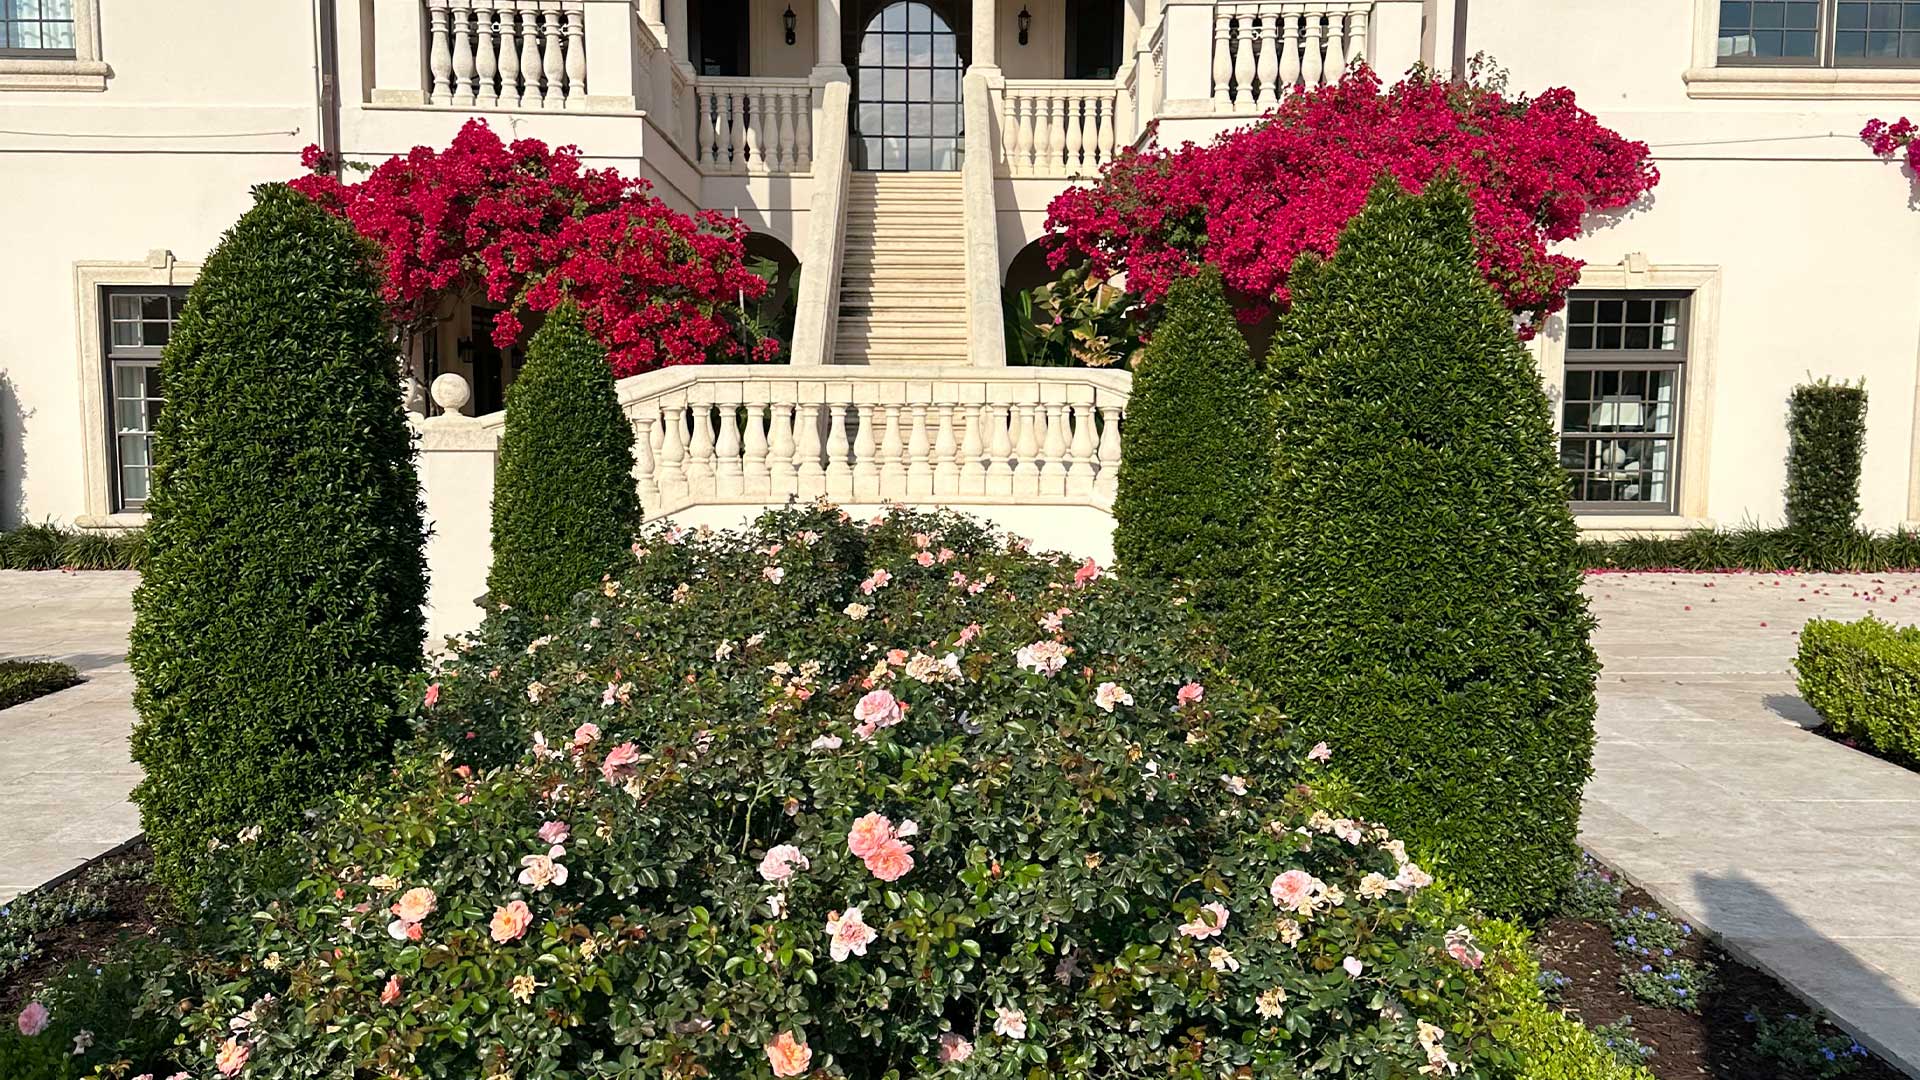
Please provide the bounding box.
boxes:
[1908,1,1920,25]
[1786,1,1820,27]
[1838,28,1869,52]
[1723,0,1752,24]
[1872,28,1902,53]
[1753,1,1784,27]
[1597,326,1623,350]
[1903,29,1920,54]
[1753,28,1784,55]
[1874,1,1903,27]
[1839,2,1870,27]
[1566,370,1592,398]
[1625,325,1651,350]
[1568,299,1595,324]
[1626,298,1652,322]
[1784,29,1818,54]
[908,141,931,170]
[1569,326,1594,351]
[1563,403,1591,432]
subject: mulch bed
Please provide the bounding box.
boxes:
[1535,877,1902,1080]
[0,842,166,1017]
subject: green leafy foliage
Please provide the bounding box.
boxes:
[1259,180,1598,918]
[127,183,427,903]
[0,660,79,711]
[1471,920,1658,1080]
[1748,1008,1872,1078]
[1578,525,1920,572]
[1112,270,1272,630]
[1004,265,1141,369]
[1786,379,1869,541]
[486,303,641,621]
[1797,615,1920,762]
[0,525,144,571]
[0,939,189,1080]
[171,506,1524,1080]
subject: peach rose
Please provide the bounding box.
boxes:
[490,900,533,943]
[765,1030,812,1077]
[863,838,915,883]
[390,886,437,924]
[846,812,895,859]
[380,975,403,1005]
[601,741,641,783]
[215,1038,251,1077]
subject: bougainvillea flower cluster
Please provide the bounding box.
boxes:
[1043,66,1660,336]
[291,120,774,376]
[1862,116,1920,177]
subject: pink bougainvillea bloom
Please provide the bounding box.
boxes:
[216,1038,251,1077]
[863,838,915,882]
[852,689,903,738]
[765,1031,812,1077]
[994,1007,1028,1040]
[490,900,534,943]
[1307,741,1332,762]
[380,975,403,1005]
[759,844,811,883]
[1179,902,1230,940]
[938,1033,974,1063]
[16,1001,48,1036]
[423,682,440,708]
[1073,557,1101,587]
[1343,956,1365,978]
[847,812,896,859]
[1269,870,1326,914]
[538,820,570,845]
[600,741,641,783]
[1176,682,1205,706]
[390,887,437,924]
[825,906,878,961]
[1094,682,1133,712]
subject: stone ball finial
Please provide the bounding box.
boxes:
[430,372,472,412]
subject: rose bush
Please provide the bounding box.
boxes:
[147,506,1524,1079]
[1043,63,1659,336]
[292,120,776,376]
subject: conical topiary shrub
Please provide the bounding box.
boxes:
[1112,269,1272,630]
[486,303,641,620]
[129,183,426,901]
[1260,179,1599,917]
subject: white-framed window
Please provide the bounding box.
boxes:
[1559,292,1690,514]
[1718,0,1920,65]
[0,0,104,90]
[101,287,186,511]
[0,0,75,56]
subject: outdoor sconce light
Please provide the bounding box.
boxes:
[783,4,797,45]
[1017,4,1031,45]
[455,336,475,367]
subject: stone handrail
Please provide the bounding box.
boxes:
[616,365,1131,515]
[1209,1,1369,112]
[425,0,586,110]
[998,78,1135,179]
[788,76,851,366]
[694,76,816,174]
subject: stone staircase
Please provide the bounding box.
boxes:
[835,172,969,365]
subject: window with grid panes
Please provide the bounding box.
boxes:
[1559,292,1688,514]
[854,2,965,171]
[1719,1,1920,65]
[0,0,75,56]
[103,287,186,510]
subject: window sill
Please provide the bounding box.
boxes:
[1684,64,1920,99]
[0,56,108,91]
[1576,515,1709,538]
[73,512,147,531]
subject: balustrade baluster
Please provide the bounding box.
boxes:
[428,1,454,104]
[852,402,880,499]
[632,412,661,509]
[497,2,522,106]
[1348,4,1368,64]
[932,405,958,495]
[517,0,542,107]
[564,1,587,108]
[1017,94,1037,176]
[451,2,477,106]
[984,405,1014,496]
[781,91,801,172]
[541,0,567,107]
[726,92,745,171]
[1094,404,1123,501]
[1322,5,1347,79]
[1003,92,1024,174]
[794,88,813,170]
[1095,94,1114,169]
[795,403,827,497]
[474,0,500,107]
[1113,84,1134,150]
[878,405,907,492]
[769,402,798,498]
[1012,404,1042,496]
[743,400,770,496]
[1300,7,1324,88]
[1231,9,1256,111]
[1047,97,1068,176]
[907,405,932,496]
[745,90,766,172]
[1063,94,1084,174]
[1211,6,1234,111]
[1278,2,1302,92]
[715,400,744,497]
[823,400,852,497]
[658,401,689,508]
[1040,402,1069,495]
[960,407,986,495]
[1066,402,1098,497]
[1255,4,1281,109]
[687,403,716,497]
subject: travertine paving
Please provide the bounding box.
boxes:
[0,570,141,902]
[1582,571,1920,1078]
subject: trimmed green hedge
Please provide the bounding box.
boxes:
[1578,526,1920,572]
[486,303,641,621]
[1475,920,1658,1080]
[0,659,80,710]
[128,184,427,902]
[0,525,146,571]
[1112,268,1271,626]
[1786,379,1868,542]
[1797,615,1920,762]
[1261,180,1598,918]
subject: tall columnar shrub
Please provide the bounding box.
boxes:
[1261,180,1599,917]
[1112,270,1271,624]
[128,184,426,901]
[1785,379,1868,541]
[487,304,642,619]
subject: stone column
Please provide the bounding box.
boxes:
[665,0,689,62]
[973,0,997,70]
[816,0,842,69]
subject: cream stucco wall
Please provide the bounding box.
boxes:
[750,0,818,78]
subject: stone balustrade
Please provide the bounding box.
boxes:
[620,365,1131,515]
[694,77,816,174]
[425,0,586,110]
[1210,1,1370,113]
[998,80,1134,179]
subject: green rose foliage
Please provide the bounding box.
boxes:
[190,507,1513,1080]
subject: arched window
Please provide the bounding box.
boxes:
[853,2,965,171]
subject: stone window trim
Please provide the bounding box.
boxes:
[74,254,199,530]
[1686,0,1920,97]
[0,0,106,91]
[1534,257,1721,532]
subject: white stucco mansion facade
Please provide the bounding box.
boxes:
[6,1,1920,611]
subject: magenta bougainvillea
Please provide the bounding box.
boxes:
[1043,66,1660,336]
[292,119,774,377]
[1862,116,1920,178]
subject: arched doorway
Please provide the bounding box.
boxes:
[850,1,966,171]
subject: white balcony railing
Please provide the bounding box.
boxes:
[1210,1,1369,113]
[618,366,1130,516]
[694,77,815,174]
[425,0,586,110]
[998,80,1135,179]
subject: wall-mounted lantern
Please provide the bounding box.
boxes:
[1017,4,1032,46]
[784,4,797,45]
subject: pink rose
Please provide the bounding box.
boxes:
[490,899,533,943]
[852,689,902,738]
[538,820,570,845]
[863,838,915,882]
[389,886,437,923]
[601,741,641,783]
[1269,870,1326,914]
[17,1001,49,1036]
[216,1037,251,1077]
[759,844,811,883]
[825,906,878,961]
[1176,682,1204,706]
[1072,557,1101,587]
[1343,955,1365,978]
[766,1031,812,1077]
[423,682,440,708]
[380,974,403,1005]
[847,812,895,859]
[571,722,601,748]
[1178,902,1230,940]
[1307,741,1332,762]
[938,1032,974,1063]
